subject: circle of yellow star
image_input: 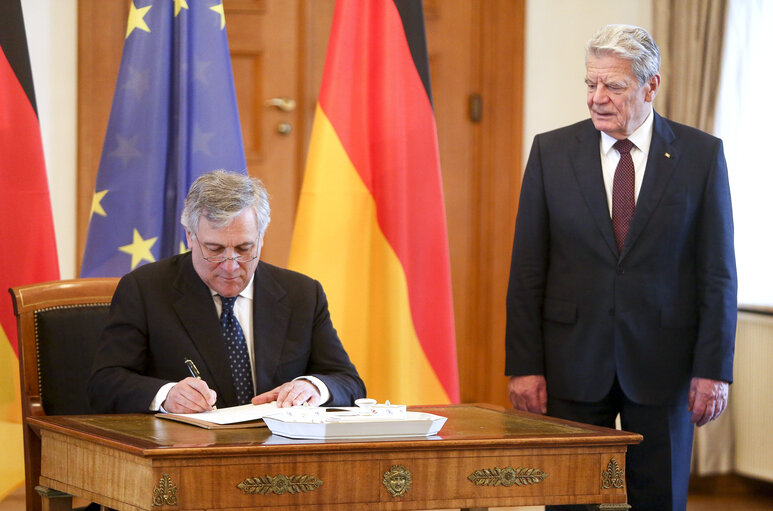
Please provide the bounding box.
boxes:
[210,3,226,29]
[119,229,158,269]
[126,2,152,39]
[174,0,189,16]
[90,190,108,218]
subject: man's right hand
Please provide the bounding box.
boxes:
[508,374,547,414]
[162,377,218,413]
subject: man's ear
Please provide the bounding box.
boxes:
[646,73,661,102]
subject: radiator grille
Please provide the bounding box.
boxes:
[733,311,773,482]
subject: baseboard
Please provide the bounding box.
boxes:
[689,473,773,495]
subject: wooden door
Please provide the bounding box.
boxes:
[425,0,524,405]
[78,0,523,406]
[426,1,487,404]
[226,0,301,265]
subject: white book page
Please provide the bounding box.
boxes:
[169,402,282,425]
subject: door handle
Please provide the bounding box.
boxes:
[276,122,292,135]
[264,97,296,112]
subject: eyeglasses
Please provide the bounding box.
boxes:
[192,234,260,264]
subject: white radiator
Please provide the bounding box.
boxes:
[732,310,773,482]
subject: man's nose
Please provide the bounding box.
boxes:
[221,258,240,271]
[220,249,241,270]
[592,86,608,103]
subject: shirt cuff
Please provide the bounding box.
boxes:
[150,382,177,412]
[293,375,330,405]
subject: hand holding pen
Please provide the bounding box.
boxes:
[161,358,218,413]
[184,358,217,410]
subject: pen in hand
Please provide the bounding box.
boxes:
[184,357,217,410]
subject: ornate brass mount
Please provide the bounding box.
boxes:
[152,473,178,506]
[601,458,625,489]
[237,474,323,495]
[467,466,548,487]
[383,465,412,497]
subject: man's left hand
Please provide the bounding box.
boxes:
[252,380,321,408]
[688,377,729,427]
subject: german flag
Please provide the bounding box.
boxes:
[0,0,60,498]
[289,0,459,404]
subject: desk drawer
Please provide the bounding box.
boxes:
[376,451,613,505]
[174,458,381,508]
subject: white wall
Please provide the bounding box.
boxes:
[23,0,652,279]
[523,0,653,165]
[22,0,78,279]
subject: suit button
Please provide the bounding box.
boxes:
[609,307,615,316]
[617,265,625,275]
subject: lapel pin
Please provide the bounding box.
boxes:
[664,152,671,159]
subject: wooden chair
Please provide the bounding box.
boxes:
[9,278,119,511]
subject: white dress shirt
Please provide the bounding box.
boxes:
[599,109,655,218]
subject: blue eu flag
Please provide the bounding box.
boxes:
[81,0,246,277]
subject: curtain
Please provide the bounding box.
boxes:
[652,0,727,132]
[652,0,733,477]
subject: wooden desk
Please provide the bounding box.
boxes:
[28,404,641,511]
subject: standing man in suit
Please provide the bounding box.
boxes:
[505,25,736,511]
[89,170,366,414]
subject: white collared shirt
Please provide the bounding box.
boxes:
[152,274,330,411]
[599,109,655,217]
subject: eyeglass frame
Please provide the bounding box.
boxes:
[191,233,261,264]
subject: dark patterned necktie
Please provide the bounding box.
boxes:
[612,139,635,252]
[219,295,254,405]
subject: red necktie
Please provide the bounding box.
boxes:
[612,139,635,252]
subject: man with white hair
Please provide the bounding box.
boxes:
[90,170,365,414]
[506,24,736,510]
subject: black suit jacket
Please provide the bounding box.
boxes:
[89,253,366,412]
[505,112,737,406]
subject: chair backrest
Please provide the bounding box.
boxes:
[9,277,118,511]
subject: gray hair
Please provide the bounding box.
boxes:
[586,24,660,85]
[181,170,271,237]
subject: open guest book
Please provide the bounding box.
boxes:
[155,399,448,438]
[156,402,281,429]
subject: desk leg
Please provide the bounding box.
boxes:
[598,504,631,510]
[35,486,73,511]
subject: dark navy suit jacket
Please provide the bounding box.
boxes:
[505,112,737,406]
[89,253,366,412]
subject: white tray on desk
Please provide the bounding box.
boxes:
[263,409,447,440]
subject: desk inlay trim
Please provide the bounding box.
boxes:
[236,474,323,495]
[382,465,412,497]
[28,405,642,459]
[601,458,625,489]
[467,466,549,487]
[151,474,178,507]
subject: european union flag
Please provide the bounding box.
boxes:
[81,0,246,277]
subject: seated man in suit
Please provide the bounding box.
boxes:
[89,170,366,413]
